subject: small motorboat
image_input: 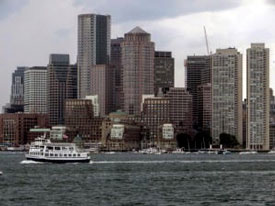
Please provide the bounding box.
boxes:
[0,171,3,175]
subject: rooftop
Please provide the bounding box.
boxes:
[127,26,148,34]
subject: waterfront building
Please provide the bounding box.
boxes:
[101,111,141,151]
[65,99,102,144]
[154,51,174,95]
[186,55,211,128]
[163,88,193,135]
[121,26,155,115]
[211,48,243,145]
[247,43,270,150]
[111,37,124,111]
[158,123,177,150]
[0,113,48,146]
[77,14,111,98]
[141,96,170,147]
[90,64,114,116]
[24,67,47,114]
[47,54,77,126]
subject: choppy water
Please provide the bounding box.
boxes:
[1,152,275,205]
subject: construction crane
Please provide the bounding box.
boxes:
[204,26,210,55]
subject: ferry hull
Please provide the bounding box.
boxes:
[26,156,90,163]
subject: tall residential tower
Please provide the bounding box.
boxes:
[247,43,269,150]
[211,48,243,145]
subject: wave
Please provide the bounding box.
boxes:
[90,159,275,164]
[20,160,44,164]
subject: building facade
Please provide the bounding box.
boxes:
[121,26,155,115]
[47,54,77,126]
[141,96,170,147]
[65,99,102,144]
[186,55,211,128]
[197,83,211,131]
[111,37,124,111]
[77,14,111,98]
[154,51,174,95]
[247,43,270,150]
[163,88,193,135]
[10,67,27,105]
[211,48,243,145]
[90,64,114,116]
[0,113,48,146]
[24,67,47,114]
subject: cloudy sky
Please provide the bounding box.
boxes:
[0,0,275,109]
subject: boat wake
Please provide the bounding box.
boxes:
[20,160,44,164]
[90,159,275,164]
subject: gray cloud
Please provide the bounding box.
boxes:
[0,0,28,20]
[266,0,275,5]
[73,0,241,23]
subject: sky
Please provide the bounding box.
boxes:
[0,0,275,108]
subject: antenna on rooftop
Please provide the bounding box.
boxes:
[204,26,210,55]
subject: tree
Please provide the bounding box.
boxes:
[219,133,239,148]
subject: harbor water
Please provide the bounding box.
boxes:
[1,152,275,205]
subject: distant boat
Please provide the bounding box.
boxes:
[239,151,257,155]
[217,150,231,155]
[268,150,275,154]
[25,135,90,163]
[0,171,2,175]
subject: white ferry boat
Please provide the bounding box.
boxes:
[25,136,90,163]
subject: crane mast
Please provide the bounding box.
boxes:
[204,26,210,55]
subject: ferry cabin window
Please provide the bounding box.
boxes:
[45,153,49,156]
[64,154,67,157]
[78,154,80,157]
[73,154,76,157]
[68,154,72,157]
[55,154,58,157]
[47,146,53,150]
[55,147,61,150]
[50,154,53,157]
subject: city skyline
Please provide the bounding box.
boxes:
[1,0,275,109]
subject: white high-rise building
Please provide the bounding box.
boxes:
[211,48,243,145]
[247,43,270,150]
[24,67,47,113]
[77,14,111,98]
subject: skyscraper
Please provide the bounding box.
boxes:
[10,67,27,105]
[47,54,77,126]
[24,67,47,114]
[186,55,211,128]
[121,26,155,115]
[90,64,114,116]
[211,48,243,145]
[77,14,111,98]
[111,37,124,110]
[154,51,174,95]
[247,43,269,150]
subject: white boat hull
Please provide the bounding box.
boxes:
[25,154,90,163]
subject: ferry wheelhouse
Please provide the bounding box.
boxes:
[25,136,90,163]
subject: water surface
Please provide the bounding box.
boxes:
[1,152,275,205]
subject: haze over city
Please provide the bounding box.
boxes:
[1,0,275,108]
